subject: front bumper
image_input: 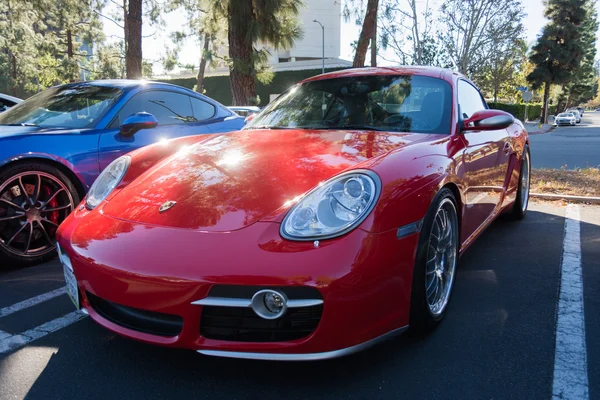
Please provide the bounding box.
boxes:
[56,209,418,360]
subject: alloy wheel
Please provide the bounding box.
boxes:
[0,172,74,257]
[425,198,458,317]
[521,151,530,213]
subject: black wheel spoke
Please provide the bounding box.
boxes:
[42,188,65,208]
[0,213,25,222]
[38,221,55,247]
[6,222,29,246]
[0,198,25,212]
[22,223,33,254]
[42,203,72,213]
[18,176,32,205]
[33,174,42,204]
[41,218,59,228]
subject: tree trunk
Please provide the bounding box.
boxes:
[125,0,142,79]
[10,53,17,97]
[196,33,210,93]
[228,0,256,105]
[370,6,377,67]
[540,81,550,124]
[353,0,379,68]
[123,0,128,56]
[66,29,77,82]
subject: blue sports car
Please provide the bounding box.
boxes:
[0,80,244,267]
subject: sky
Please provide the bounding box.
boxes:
[102,0,599,76]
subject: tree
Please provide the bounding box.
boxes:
[210,0,303,106]
[95,0,163,79]
[379,0,431,65]
[46,0,104,82]
[528,0,587,123]
[344,0,380,67]
[125,0,142,78]
[474,39,527,102]
[438,0,525,76]
[167,0,223,93]
[562,0,599,107]
[0,0,103,96]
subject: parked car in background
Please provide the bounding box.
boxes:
[566,109,581,123]
[56,66,531,360]
[577,107,584,116]
[228,106,261,118]
[555,112,577,126]
[0,93,23,113]
[0,80,244,267]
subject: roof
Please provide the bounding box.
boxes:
[55,79,190,91]
[300,66,461,83]
[0,93,23,103]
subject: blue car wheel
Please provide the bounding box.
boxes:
[0,162,80,267]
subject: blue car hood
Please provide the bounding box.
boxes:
[0,125,82,138]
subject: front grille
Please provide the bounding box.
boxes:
[86,291,183,337]
[201,304,323,342]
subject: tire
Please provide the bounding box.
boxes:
[511,145,530,220]
[0,162,80,268]
[409,188,459,333]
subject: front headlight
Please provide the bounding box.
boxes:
[281,170,381,240]
[85,156,130,209]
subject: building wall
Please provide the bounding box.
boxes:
[277,0,341,60]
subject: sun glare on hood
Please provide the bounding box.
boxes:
[216,149,247,167]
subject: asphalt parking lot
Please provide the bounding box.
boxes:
[530,112,600,169]
[0,202,599,400]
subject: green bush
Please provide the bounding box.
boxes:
[156,67,349,106]
[488,102,557,122]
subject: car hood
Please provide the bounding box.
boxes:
[102,129,429,231]
[0,125,81,138]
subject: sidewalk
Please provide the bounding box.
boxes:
[524,121,555,135]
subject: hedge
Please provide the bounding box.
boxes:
[157,67,349,107]
[488,102,557,122]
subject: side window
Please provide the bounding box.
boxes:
[115,91,195,126]
[458,80,486,119]
[190,97,215,121]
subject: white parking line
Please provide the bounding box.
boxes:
[0,286,66,318]
[0,310,87,355]
[552,204,588,400]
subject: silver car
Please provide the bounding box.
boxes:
[555,112,577,126]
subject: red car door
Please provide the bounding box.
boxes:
[456,80,511,241]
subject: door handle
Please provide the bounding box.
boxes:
[503,142,513,155]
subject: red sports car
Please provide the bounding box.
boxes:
[56,67,530,360]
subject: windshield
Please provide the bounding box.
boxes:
[0,85,123,129]
[246,75,452,134]
[558,113,572,117]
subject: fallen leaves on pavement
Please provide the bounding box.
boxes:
[531,167,600,197]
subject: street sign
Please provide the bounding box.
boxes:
[516,86,528,92]
[522,91,533,102]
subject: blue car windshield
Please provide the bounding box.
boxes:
[0,85,123,129]
[245,75,452,134]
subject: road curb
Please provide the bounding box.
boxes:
[527,125,557,135]
[531,192,600,204]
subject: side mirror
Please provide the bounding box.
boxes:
[462,110,514,132]
[120,112,158,137]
